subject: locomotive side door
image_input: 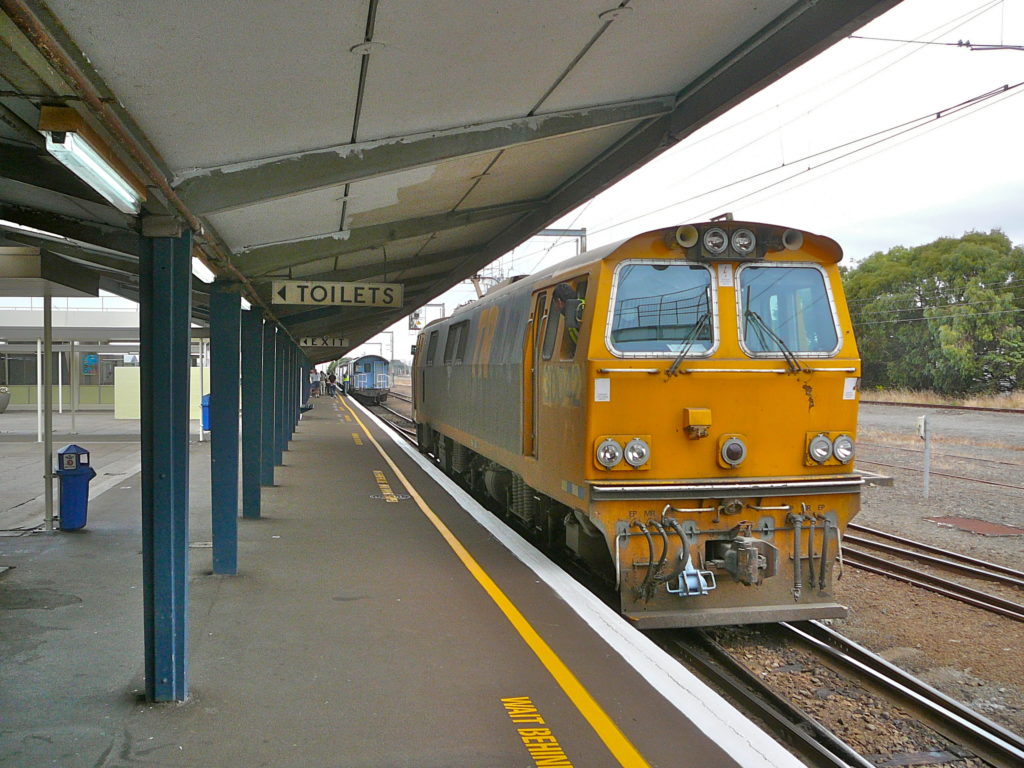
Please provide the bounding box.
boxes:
[523,291,547,456]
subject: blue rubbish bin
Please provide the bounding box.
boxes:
[201,394,211,432]
[55,444,96,531]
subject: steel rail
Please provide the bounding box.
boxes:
[782,621,1024,768]
[857,441,1024,468]
[844,533,1024,588]
[375,415,417,445]
[844,549,1024,622]
[362,401,417,444]
[847,523,1024,580]
[389,391,412,403]
[855,459,1024,491]
[860,399,1024,414]
[665,631,873,768]
[376,402,414,425]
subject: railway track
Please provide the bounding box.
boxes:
[860,400,1024,415]
[847,524,1024,582]
[854,458,1024,492]
[780,621,1024,768]
[661,622,1024,768]
[843,525,1024,622]
[365,399,418,444]
[660,630,873,767]
[858,442,1024,469]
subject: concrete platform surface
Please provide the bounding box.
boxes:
[0,408,202,535]
[0,401,801,767]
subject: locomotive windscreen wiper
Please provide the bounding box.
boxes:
[666,311,711,376]
[744,307,804,373]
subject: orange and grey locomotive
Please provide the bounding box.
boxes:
[413,221,861,628]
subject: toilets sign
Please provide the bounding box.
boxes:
[271,280,402,308]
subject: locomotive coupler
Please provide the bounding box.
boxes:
[706,536,779,586]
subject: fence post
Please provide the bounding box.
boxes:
[917,414,930,499]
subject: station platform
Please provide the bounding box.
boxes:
[0,399,803,768]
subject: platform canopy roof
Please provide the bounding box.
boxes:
[0,0,900,362]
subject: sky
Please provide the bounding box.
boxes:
[348,0,1024,365]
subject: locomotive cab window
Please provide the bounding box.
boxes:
[425,330,439,365]
[443,323,460,364]
[608,262,715,357]
[559,279,588,360]
[738,264,840,357]
[541,297,561,361]
[443,321,471,364]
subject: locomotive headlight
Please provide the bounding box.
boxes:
[833,434,855,463]
[623,438,651,467]
[808,434,833,464]
[720,436,747,467]
[731,228,756,255]
[703,227,728,255]
[596,438,624,468]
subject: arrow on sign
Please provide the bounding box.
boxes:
[271,280,403,307]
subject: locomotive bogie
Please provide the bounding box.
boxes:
[413,221,862,628]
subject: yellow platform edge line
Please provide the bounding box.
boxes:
[339,397,650,768]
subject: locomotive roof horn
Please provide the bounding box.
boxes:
[673,225,699,248]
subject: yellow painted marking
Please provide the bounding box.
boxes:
[340,398,649,767]
[352,432,363,446]
[372,469,398,502]
[502,696,574,766]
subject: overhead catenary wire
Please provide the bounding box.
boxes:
[850,34,1024,51]
[845,278,1024,307]
[655,0,1006,166]
[853,306,1024,326]
[590,81,1024,244]
[681,82,1023,228]
[481,1,1020,280]
[591,0,1012,230]
[853,295,1023,317]
[500,73,1023,274]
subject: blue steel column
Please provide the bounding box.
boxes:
[285,340,294,443]
[260,321,277,484]
[140,229,192,702]
[209,281,240,574]
[240,309,263,518]
[300,356,310,411]
[291,345,301,431]
[274,332,287,461]
[284,339,293,443]
[292,346,300,431]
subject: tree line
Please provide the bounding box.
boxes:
[842,229,1024,396]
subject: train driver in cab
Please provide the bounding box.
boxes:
[552,282,585,351]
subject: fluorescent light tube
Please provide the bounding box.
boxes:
[43,131,143,214]
[191,257,216,283]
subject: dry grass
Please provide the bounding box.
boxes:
[860,388,1024,409]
